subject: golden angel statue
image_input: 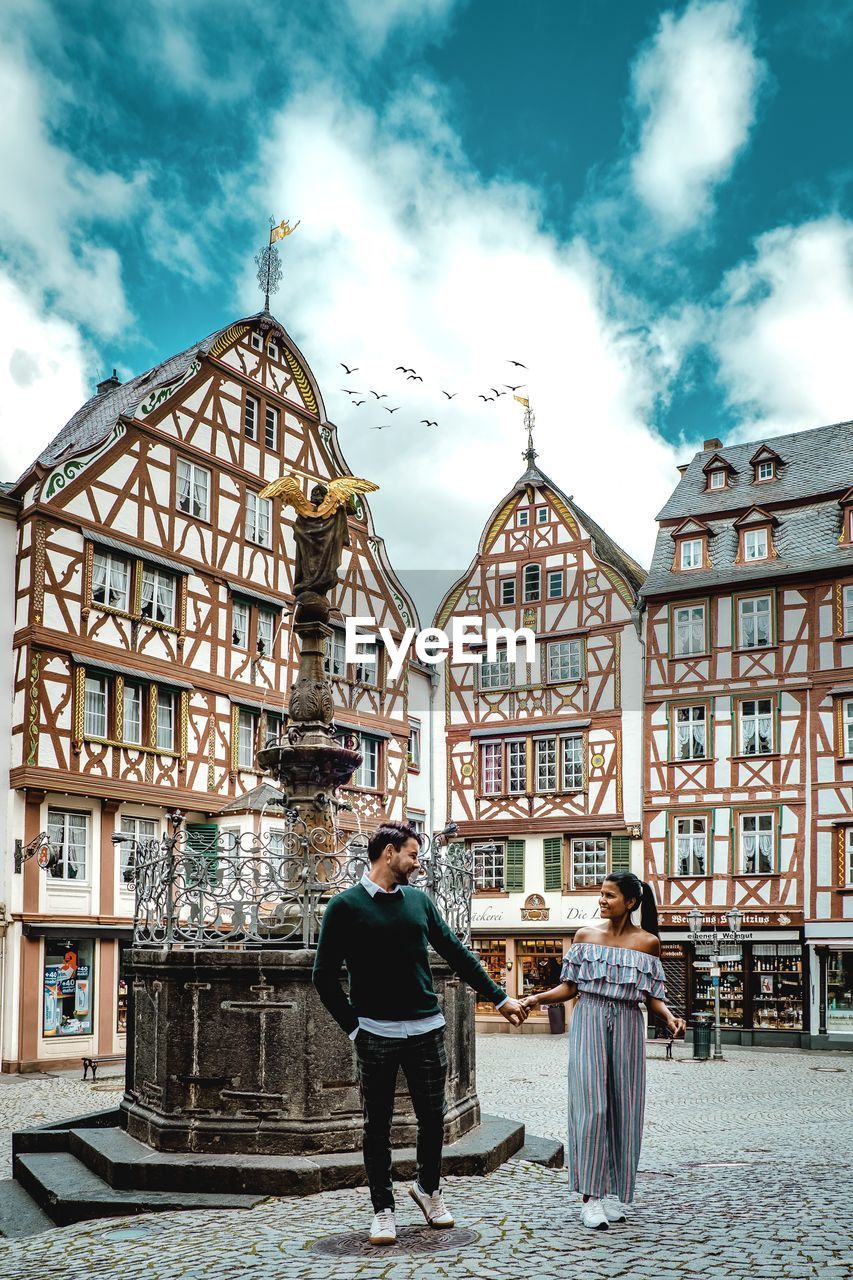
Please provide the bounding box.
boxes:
[259,473,378,598]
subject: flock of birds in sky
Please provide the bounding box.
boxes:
[337,359,529,430]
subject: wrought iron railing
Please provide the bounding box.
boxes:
[122,813,472,949]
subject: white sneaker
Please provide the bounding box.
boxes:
[409,1182,455,1228]
[603,1199,627,1223]
[580,1198,609,1230]
[369,1208,397,1244]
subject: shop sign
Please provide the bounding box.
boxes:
[472,896,602,928]
[666,910,803,928]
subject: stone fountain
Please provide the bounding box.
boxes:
[10,475,561,1223]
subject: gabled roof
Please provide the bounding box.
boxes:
[702,451,735,474]
[670,517,712,539]
[732,505,778,529]
[435,458,646,626]
[15,310,311,488]
[658,420,853,521]
[749,443,783,466]
[513,461,646,594]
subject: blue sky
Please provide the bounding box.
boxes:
[2,0,853,571]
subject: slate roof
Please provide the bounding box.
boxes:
[217,782,288,816]
[656,420,853,521]
[643,419,853,597]
[21,311,279,481]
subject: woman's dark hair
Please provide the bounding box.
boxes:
[604,872,659,936]
[367,821,419,863]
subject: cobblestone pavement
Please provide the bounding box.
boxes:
[1,1039,851,1279]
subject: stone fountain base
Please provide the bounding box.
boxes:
[122,948,480,1155]
[10,945,563,1225]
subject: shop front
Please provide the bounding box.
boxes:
[471,891,601,1033]
[656,915,809,1047]
[804,927,853,1050]
[9,924,131,1072]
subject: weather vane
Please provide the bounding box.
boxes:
[514,394,536,467]
[255,215,300,311]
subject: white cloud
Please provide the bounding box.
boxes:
[629,0,764,234]
[0,45,138,337]
[711,216,853,435]
[245,82,679,578]
[342,0,460,52]
[0,273,90,481]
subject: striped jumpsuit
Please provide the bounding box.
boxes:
[562,942,666,1204]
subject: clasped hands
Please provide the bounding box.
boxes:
[497,996,530,1027]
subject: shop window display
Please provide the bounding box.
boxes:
[693,943,743,1027]
[827,951,853,1034]
[472,938,507,1010]
[517,938,563,1012]
[43,939,94,1038]
[751,943,803,1030]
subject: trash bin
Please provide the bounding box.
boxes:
[692,1014,712,1060]
[547,1003,566,1035]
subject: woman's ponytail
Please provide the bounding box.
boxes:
[639,881,659,937]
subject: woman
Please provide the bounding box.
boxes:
[520,872,685,1230]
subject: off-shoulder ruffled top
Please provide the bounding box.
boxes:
[560,942,666,1004]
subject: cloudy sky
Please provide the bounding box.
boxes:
[2,0,852,580]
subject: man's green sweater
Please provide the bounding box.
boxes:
[312,882,506,1035]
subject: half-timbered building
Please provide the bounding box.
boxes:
[642,425,853,1048]
[2,312,429,1071]
[434,444,646,1030]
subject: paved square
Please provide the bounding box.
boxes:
[1,1037,851,1279]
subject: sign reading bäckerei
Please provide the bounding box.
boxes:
[472,896,602,929]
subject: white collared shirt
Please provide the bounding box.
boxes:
[348,872,506,1040]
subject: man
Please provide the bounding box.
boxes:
[313,821,527,1245]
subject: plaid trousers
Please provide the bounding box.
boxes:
[354,1027,448,1212]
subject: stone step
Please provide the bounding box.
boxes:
[510,1133,565,1168]
[69,1127,324,1195]
[14,1152,265,1227]
[0,1177,56,1237]
[68,1112,526,1197]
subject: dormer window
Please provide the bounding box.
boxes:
[743,528,769,561]
[749,445,782,486]
[680,538,704,570]
[671,518,711,572]
[708,469,726,490]
[735,506,776,565]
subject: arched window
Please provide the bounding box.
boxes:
[523,564,541,602]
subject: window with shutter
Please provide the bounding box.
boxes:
[505,839,525,893]
[184,823,219,886]
[543,837,562,891]
[610,835,631,874]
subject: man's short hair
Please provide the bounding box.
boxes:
[367,821,419,863]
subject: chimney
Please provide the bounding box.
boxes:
[97,368,121,396]
[703,437,723,450]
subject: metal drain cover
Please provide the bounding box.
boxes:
[307,1226,479,1257]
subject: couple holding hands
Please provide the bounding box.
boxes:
[313,821,685,1244]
